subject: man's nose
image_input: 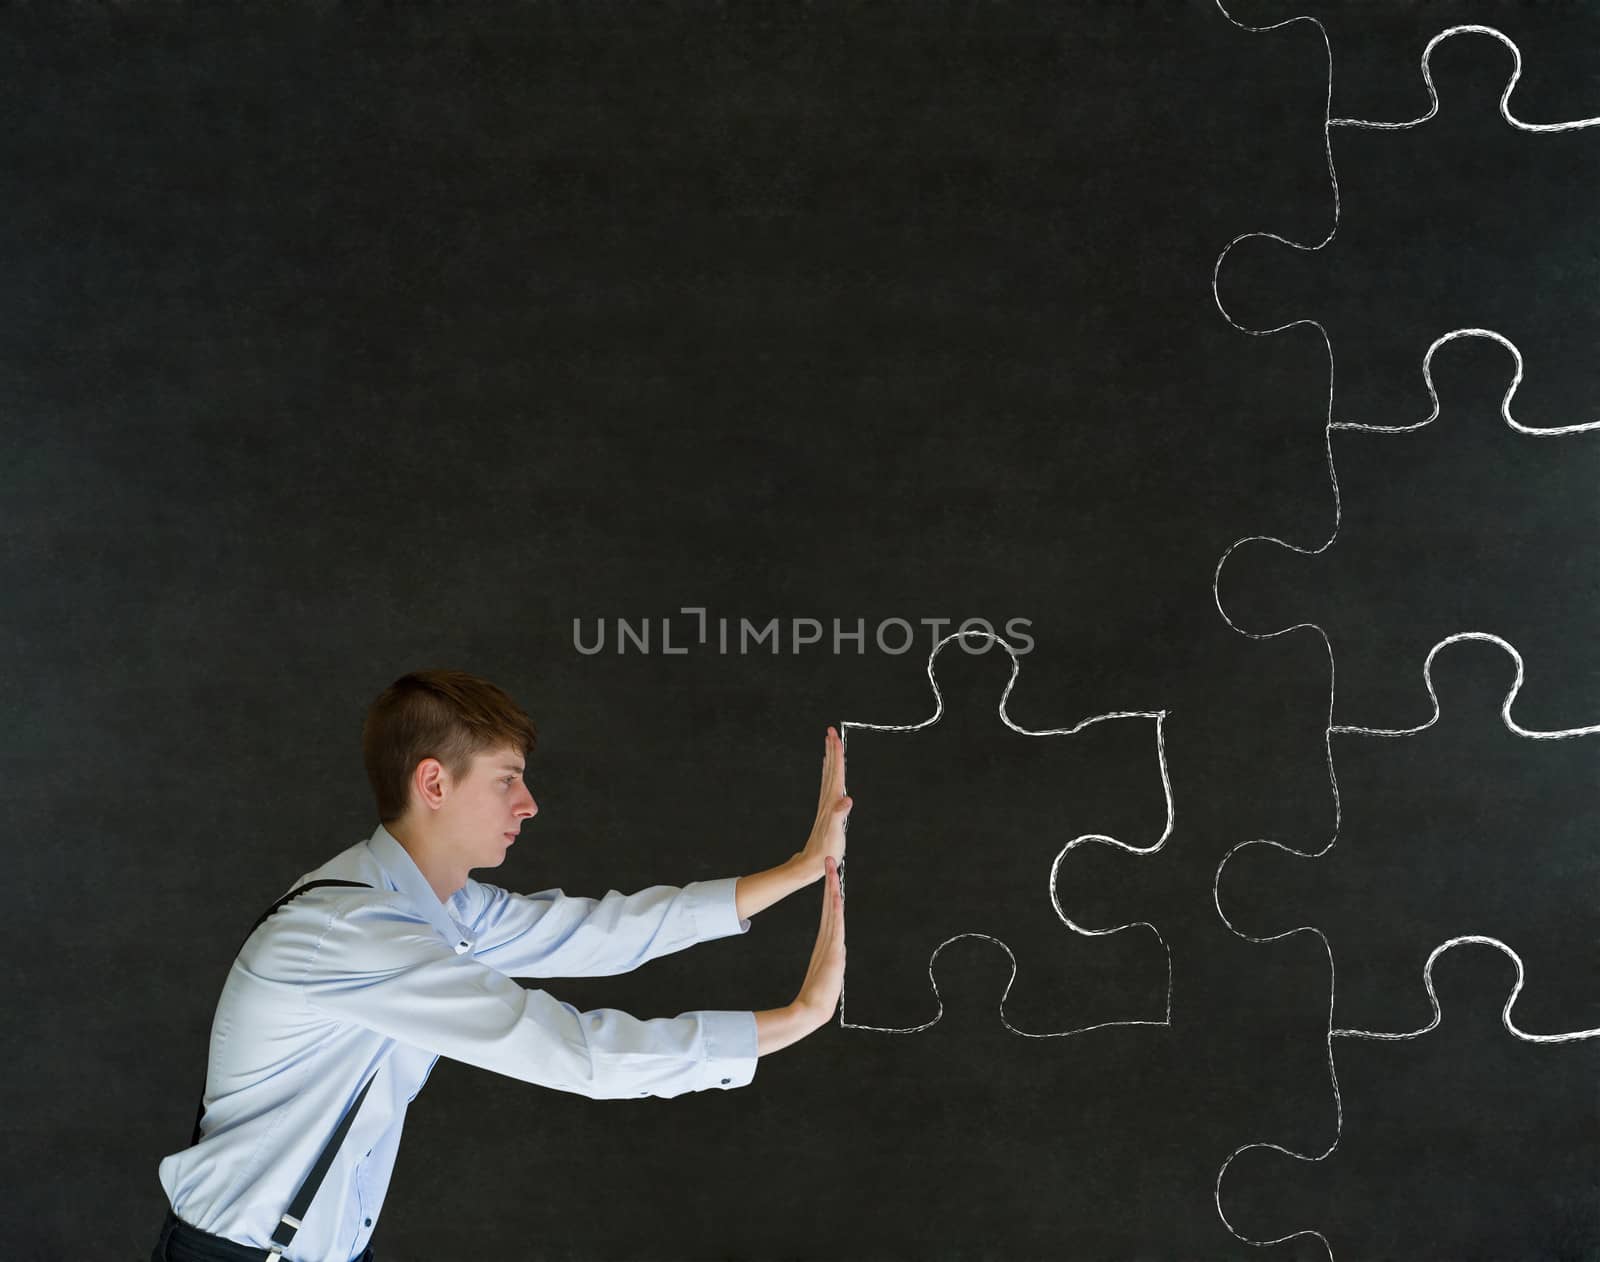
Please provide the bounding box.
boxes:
[520,792,539,819]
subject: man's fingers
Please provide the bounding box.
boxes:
[818,728,840,801]
[815,731,844,833]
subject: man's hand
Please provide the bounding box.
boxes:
[793,854,845,1022]
[796,726,851,882]
[755,854,846,1054]
[736,726,853,922]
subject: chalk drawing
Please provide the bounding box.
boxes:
[1208,8,1600,1254]
[1211,933,1600,1259]
[837,629,1174,1037]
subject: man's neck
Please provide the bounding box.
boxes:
[386,820,466,904]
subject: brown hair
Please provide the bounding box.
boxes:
[363,669,538,823]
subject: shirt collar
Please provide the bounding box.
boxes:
[366,823,476,955]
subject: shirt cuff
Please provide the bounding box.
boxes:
[685,876,752,941]
[696,1009,759,1090]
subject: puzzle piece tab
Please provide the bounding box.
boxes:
[1216,336,1600,729]
[1217,633,1600,1037]
[1217,940,1600,1260]
[839,631,1171,1036]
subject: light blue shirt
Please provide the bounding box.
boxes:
[157,823,759,1261]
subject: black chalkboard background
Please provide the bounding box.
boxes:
[4,2,1596,1259]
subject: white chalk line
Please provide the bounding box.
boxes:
[1209,632,1600,1039]
[1211,6,1600,134]
[1331,631,1600,741]
[1207,10,1600,1255]
[1329,24,1600,133]
[1211,935,1600,1261]
[1209,9,1600,435]
[1210,331,1600,740]
[835,629,1175,1038]
[1207,633,1600,1257]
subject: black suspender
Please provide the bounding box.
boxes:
[188,877,377,1260]
[264,1070,378,1259]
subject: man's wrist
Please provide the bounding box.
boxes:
[787,998,829,1035]
[736,855,818,921]
[789,850,824,884]
[756,1002,824,1056]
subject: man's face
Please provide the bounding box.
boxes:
[447,744,538,871]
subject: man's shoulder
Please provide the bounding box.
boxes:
[290,836,382,889]
[243,841,415,956]
[243,891,439,985]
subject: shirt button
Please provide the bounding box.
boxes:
[364,1218,372,1227]
[455,940,470,954]
[720,1078,730,1085]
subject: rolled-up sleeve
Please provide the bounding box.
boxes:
[301,899,758,1099]
[466,875,752,979]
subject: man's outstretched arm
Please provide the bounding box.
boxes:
[735,856,813,921]
[300,897,759,1098]
[754,854,845,1056]
[738,725,851,921]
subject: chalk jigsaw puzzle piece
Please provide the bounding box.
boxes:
[1213,24,1600,435]
[1217,6,1600,124]
[1217,940,1600,1260]
[840,631,1172,1036]
[1215,335,1600,729]
[1217,634,1600,1038]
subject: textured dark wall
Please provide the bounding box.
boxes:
[5,2,1595,1259]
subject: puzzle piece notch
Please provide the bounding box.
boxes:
[839,631,1171,1036]
[1217,5,1600,126]
[1217,634,1600,1036]
[1218,940,1600,1259]
[1053,833,1173,940]
[903,932,1056,1041]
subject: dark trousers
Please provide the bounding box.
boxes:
[151,1206,376,1262]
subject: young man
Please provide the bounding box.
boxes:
[151,669,849,1262]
